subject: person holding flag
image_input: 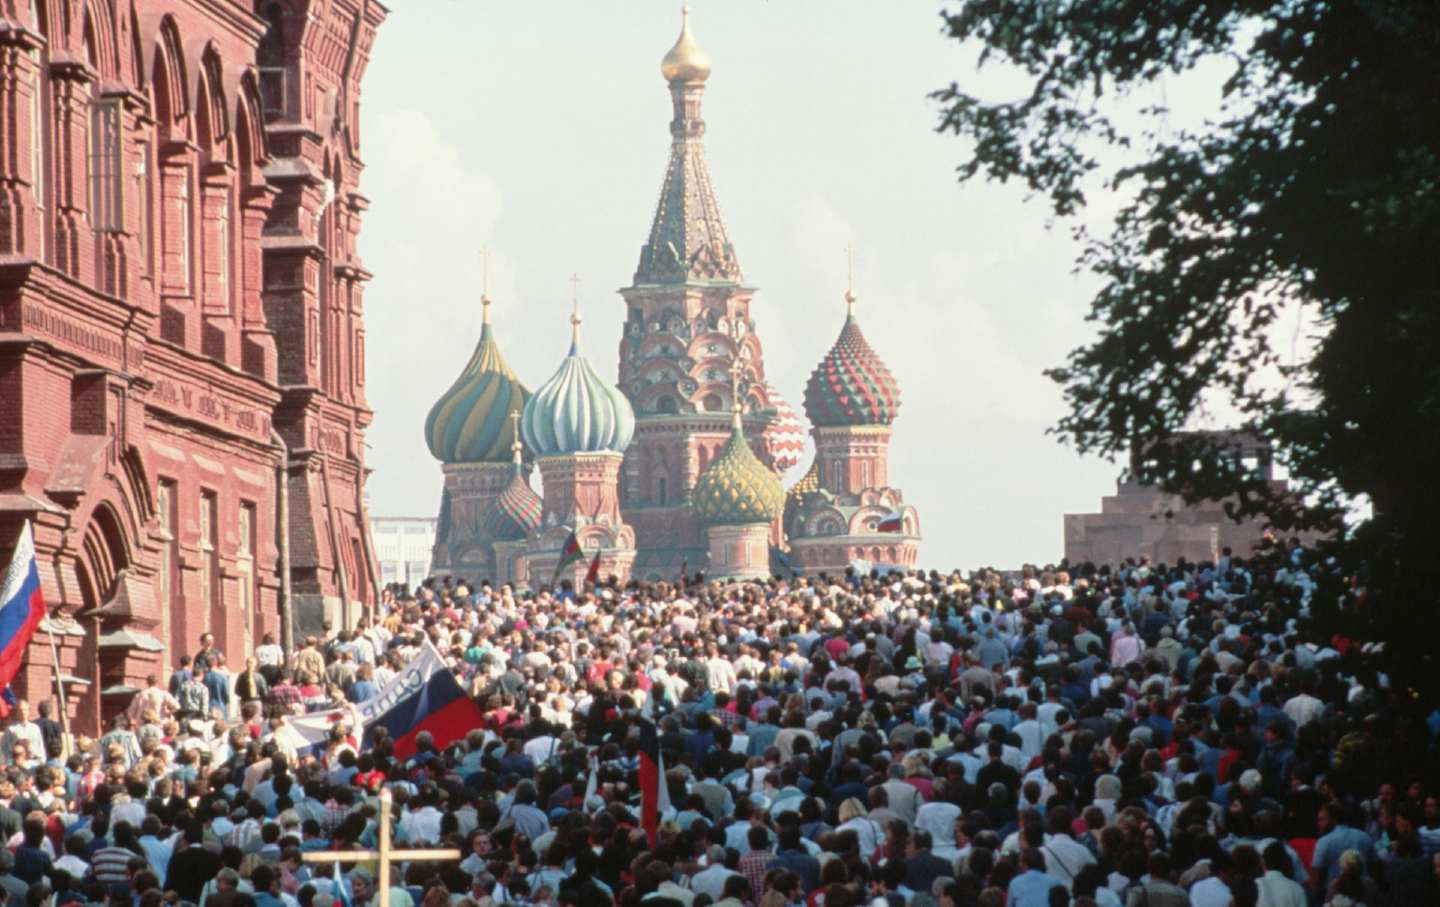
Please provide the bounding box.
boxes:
[584,547,604,588]
[0,522,47,718]
[635,716,672,847]
[552,529,585,586]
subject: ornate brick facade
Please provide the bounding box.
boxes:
[0,0,385,734]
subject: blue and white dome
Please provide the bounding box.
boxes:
[521,313,635,456]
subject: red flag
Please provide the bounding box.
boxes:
[636,718,670,846]
[585,549,603,586]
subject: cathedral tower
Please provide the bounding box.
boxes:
[617,10,797,578]
[423,295,532,580]
[788,291,921,573]
[522,306,638,587]
[693,368,786,580]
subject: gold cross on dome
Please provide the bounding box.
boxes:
[729,357,745,418]
[301,788,460,907]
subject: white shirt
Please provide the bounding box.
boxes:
[523,735,561,763]
[1041,834,1096,889]
[690,864,740,902]
[1013,719,1046,760]
[401,805,444,845]
[1190,875,1232,907]
[1256,870,1307,907]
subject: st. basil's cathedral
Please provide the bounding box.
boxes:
[424,11,922,586]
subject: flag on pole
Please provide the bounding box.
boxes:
[552,530,584,584]
[583,754,599,812]
[0,522,46,719]
[365,667,486,760]
[332,861,352,907]
[636,717,671,846]
[876,510,905,533]
[584,549,603,586]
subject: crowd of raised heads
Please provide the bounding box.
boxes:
[3,536,1440,907]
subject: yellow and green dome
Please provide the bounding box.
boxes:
[424,300,532,464]
[693,423,785,526]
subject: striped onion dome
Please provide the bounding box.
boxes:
[761,382,807,472]
[694,414,785,526]
[484,439,543,541]
[521,312,635,456]
[424,299,531,463]
[803,292,901,428]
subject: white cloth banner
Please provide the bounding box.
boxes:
[274,640,448,753]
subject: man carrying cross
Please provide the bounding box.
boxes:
[302,789,459,907]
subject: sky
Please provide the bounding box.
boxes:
[356,1,1200,568]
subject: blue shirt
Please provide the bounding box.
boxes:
[1313,825,1376,887]
[1007,869,1065,907]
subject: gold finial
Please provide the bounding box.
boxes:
[509,410,523,466]
[661,5,712,84]
[568,273,582,346]
[728,357,744,430]
[481,248,492,323]
[845,243,857,317]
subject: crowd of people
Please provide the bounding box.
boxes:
[3,538,1440,907]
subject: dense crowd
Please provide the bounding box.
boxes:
[4,538,1440,907]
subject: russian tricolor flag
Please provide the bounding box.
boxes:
[0,522,46,717]
[365,665,485,760]
[876,510,905,533]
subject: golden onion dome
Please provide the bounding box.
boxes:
[661,7,711,84]
[693,421,785,526]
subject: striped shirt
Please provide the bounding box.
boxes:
[90,845,136,885]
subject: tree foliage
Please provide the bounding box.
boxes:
[934,1,1440,693]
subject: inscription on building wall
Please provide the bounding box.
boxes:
[151,377,273,440]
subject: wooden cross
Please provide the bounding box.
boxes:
[301,788,460,907]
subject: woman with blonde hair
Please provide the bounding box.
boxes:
[836,798,882,861]
[1094,773,1124,821]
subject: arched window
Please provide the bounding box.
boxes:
[84,10,123,235]
[656,476,667,505]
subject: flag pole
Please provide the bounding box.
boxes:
[45,618,72,760]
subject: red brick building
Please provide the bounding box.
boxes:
[0,0,385,734]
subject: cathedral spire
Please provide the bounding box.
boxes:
[634,8,742,286]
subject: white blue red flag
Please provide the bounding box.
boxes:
[0,522,46,717]
[876,510,905,533]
